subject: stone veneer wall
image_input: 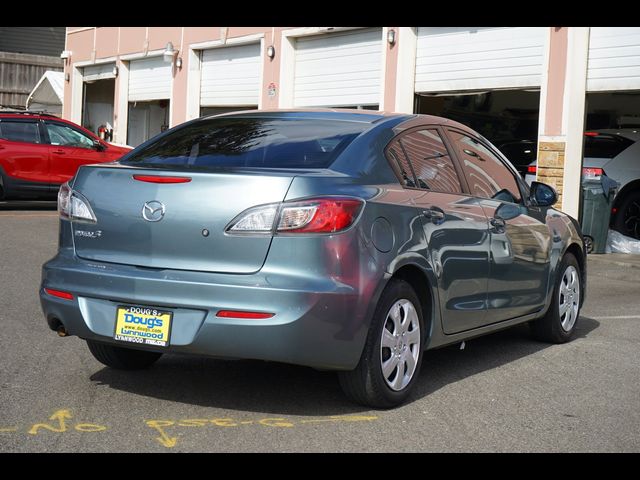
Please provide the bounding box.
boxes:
[537,141,566,207]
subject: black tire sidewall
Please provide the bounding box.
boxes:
[363,279,425,407]
[614,190,640,240]
[548,253,582,342]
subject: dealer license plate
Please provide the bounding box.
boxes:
[114,305,173,347]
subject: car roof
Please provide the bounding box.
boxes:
[206,108,408,124]
[202,109,483,136]
[588,129,640,141]
[0,111,63,121]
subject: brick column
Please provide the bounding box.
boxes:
[538,141,566,206]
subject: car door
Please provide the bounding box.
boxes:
[446,128,552,323]
[43,120,106,184]
[386,127,491,334]
[0,118,50,188]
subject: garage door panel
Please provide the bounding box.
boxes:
[588,58,640,72]
[417,55,544,76]
[415,27,546,93]
[587,27,640,92]
[417,31,544,58]
[416,46,543,69]
[200,43,261,107]
[297,93,380,107]
[293,28,382,107]
[83,63,116,82]
[590,28,640,49]
[296,61,381,80]
[295,82,380,95]
[128,56,172,102]
[588,45,640,61]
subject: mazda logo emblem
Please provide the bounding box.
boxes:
[142,201,166,222]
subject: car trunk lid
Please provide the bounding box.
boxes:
[71,165,294,273]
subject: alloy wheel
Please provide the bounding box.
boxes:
[379,299,421,391]
[558,265,580,332]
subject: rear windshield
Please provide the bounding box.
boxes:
[584,134,634,159]
[121,117,369,170]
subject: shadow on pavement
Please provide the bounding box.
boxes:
[0,200,57,211]
[89,316,600,416]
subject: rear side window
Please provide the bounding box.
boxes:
[122,117,368,170]
[0,120,41,144]
[386,140,417,188]
[584,134,634,159]
[448,129,522,203]
[399,129,462,193]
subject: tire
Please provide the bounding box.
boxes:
[530,253,582,343]
[613,190,640,240]
[339,279,424,409]
[86,340,162,370]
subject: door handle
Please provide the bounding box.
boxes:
[52,149,66,154]
[423,207,446,225]
[490,217,506,233]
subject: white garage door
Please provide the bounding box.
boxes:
[587,27,640,92]
[200,43,261,107]
[83,63,116,82]
[294,28,382,107]
[415,27,547,93]
[128,56,172,102]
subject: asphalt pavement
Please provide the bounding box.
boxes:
[1,202,639,452]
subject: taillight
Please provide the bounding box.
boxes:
[278,198,363,233]
[58,182,97,223]
[527,165,537,174]
[582,167,604,180]
[133,175,191,184]
[226,197,364,235]
[216,310,274,319]
[44,288,74,300]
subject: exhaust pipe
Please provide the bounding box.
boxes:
[56,325,69,337]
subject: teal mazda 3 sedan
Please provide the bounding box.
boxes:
[40,110,586,408]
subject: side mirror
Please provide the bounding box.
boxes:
[93,139,106,151]
[529,181,557,207]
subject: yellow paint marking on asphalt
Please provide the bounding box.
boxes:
[27,409,107,435]
[0,427,18,432]
[145,414,380,448]
[145,420,178,448]
[300,415,378,424]
[177,419,210,427]
[75,423,108,432]
[28,409,72,434]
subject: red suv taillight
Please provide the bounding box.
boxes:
[226,197,364,235]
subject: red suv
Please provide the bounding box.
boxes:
[0,112,132,199]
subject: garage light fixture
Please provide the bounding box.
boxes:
[267,45,275,59]
[387,29,396,46]
[112,65,119,77]
[163,42,177,62]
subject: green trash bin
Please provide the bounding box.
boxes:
[580,176,618,254]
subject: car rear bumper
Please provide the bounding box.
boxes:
[40,248,381,370]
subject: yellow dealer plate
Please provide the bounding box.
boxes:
[114,305,173,347]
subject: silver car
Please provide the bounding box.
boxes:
[525,129,640,239]
[40,110,586,408]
